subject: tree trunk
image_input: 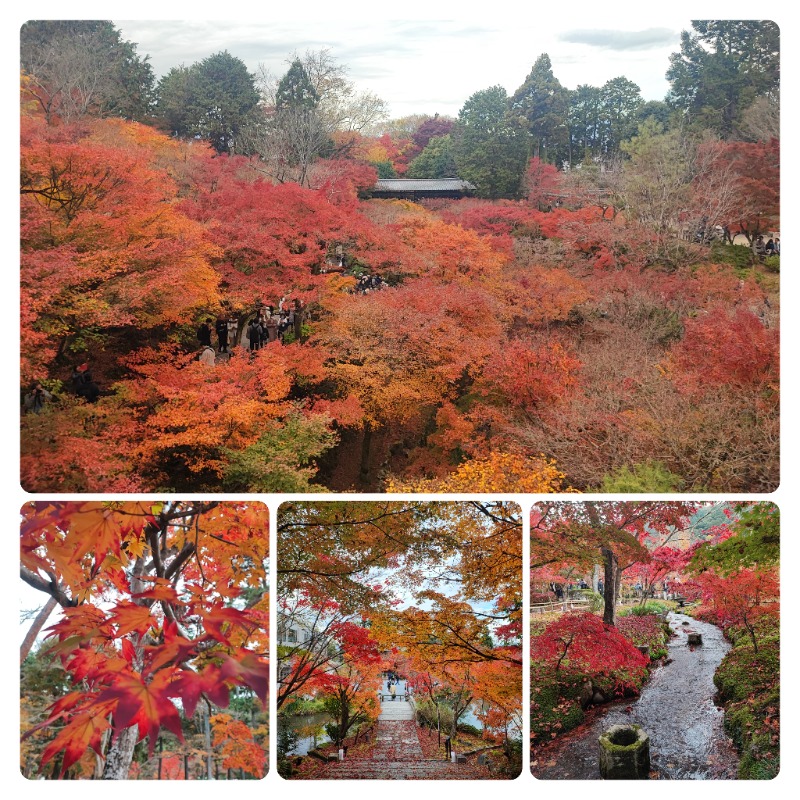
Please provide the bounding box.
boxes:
[601,547,618,627]
[101,724,139,779]
[94,726,112,779]
[103,566,148,779]
[204,702,214,779]
[20,596,57,664]
[359,426,373,487]
[339,703,350,748]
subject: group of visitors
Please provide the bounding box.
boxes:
[246,304,298,351]
[22,361,102,414]
[197,316,238,356]
[548,579,590,600]
[384,671,407,701]
[755,234,780,258]
[354,274,385,294]
[194,302,304,363]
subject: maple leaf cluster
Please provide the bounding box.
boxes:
[20,501,269,778]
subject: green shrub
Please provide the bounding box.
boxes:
[619,600,670,617]
[714,637,780,779]
[576,588,604,613]
[456,722,482,737]
[596,460,685,493]
[725,616,779,648]
[708,242,755,271]
[276,723,299,778]
[282,696,327,715]
[763,255,780,273]
[714,639,779,703]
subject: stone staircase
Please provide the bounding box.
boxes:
[313,718,489,779]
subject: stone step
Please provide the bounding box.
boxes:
[313,759,489,780]
[371,719,424,760]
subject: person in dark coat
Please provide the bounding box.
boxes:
[247,319,262,351]
[23,383,52,413]
[197,319,213,347]
[215,317,229,352]
[72,364,100,402]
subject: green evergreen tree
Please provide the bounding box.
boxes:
[599,76,643,156]
[666,21,779,138]
[635,100,675,131]
[510,54,569,164]
[155,50,259,154]
[566,84,602,163]
[154,65,192,137]
[452,86,528,198]
[276,58,320,110]
[406,134,458,178]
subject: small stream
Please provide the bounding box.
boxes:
[533,612,740,780]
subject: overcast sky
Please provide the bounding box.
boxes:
[113,16,689,119]
[13,2,787,119]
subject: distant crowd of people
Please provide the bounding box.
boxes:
[542,577,677,603]
[24,274,389,412]
[245,304,299,352]
[383,671,408,701]
[549,579,590,600]
[194,301,305,366]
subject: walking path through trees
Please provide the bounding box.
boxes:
[278,502,522,779]
[533,612,739,779]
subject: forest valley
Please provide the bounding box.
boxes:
[19,22,779,493]
[20,502,269,780]
[276,502,522,778]
[529,502,779,780]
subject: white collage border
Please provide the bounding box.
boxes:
[4,2,796,798]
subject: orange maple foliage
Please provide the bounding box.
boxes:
[18,99,779,494]
[20,501,268,779]
[387,452,566,493]
[20,115,220,383]
[210,713,267,778]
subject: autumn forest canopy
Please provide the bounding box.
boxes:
[20,20,779,492]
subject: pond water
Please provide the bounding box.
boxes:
[532,612,740,780]
[282,712,333,756]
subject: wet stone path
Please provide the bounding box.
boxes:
[533,612,739,780]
